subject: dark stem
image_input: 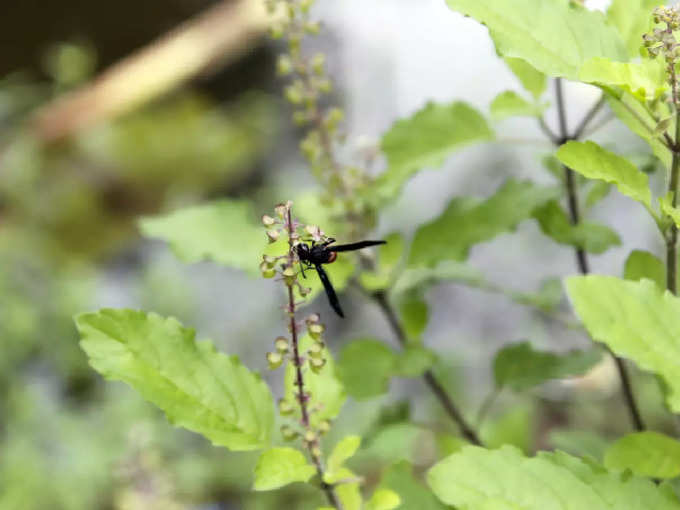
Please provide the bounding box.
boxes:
[667,66,680,295]
[285,209,342,510]
[372,290,483,445]
[552,78,645,432]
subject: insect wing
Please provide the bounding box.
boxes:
[327,240,386,252]
[314,264,344,318]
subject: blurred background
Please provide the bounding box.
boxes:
[0,0,670,508]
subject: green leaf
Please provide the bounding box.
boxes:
[363,424,427,464]
[556,141,652,206]
[490,90,546,120]
[372,101,493,204]
[660,193,680,230]
[606,92,672,169]
[481,404,534,453]
[393,346,436,377]
[586,181,612,208]
[605,431,680,479]
[566,276,680,412]
[428,445,680,509]
[398,297,429,343]
[607,0,662,57]
[252,447,316,491]
[493,341,602,391]
[75,309,274,450]
[284,334,346,425]
[624,249,665,288]
[549,428,611,461]
[509,277,564,313]
[325,436,361,483]
[504,57,547,99]
[381,462,448,510]
[139,200,265,275]
[446,0,628,80]
[533,200,621,254]
[409,179,558,267]
[337,339,398,399]
[359,232,405,291]
[336,473,362,510]
[365,489,402,510]
[579,57,667,100]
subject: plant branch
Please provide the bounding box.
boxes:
[572,94,606,140]
[284,209,342,510]
[372,290,483,446]
[666,64,680,296]
[551,78,646,432]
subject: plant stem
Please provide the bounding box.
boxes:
[552,78,645,432]
[285,209,342,510]
[372,290,483,446]
[666,64,680,295]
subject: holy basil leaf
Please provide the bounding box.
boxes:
[607,0,663,57]
[579,57,667,100]
[365,489,401,510]
[75,309,274,451]
[446,0,628,80]
[139,200,265,275]
[533,200,621,254]
[325,436,361,483]
[490,90,546,120]
[566,276,680,412]
[372,101,493,204]
[252,447,316,491]
[556,141,651,206]
[605,431,680,479]
[623,249,665,288]
[504,57,547,100]
[409,179,558,267]
[381,461,448,510]
[337,339,397,399]
[493,341,602,391]
[428,445,680,509]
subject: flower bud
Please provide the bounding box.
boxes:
[277,55,293,76]
[260,262,276,279]
[266,229,280,243]
[308,341,325,359]
[311,53,325,75]
[278,398,294,416]
[318,420,331,434]
[281,425,299,441]
[308,323,325,340]
[299,286,312,297]
[311,445,323,458]
[309,357,326,373]
[282,266,297,285]
[275,336,290,354]
[304,429,317,443]
[262,214,276,227]
[305,21,321,35]
[266,352,283,370]
[306,313,321,325]
[274,203,288,218]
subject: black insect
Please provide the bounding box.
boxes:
[296,238,386,318]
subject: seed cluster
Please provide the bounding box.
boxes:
[643,6,680,104]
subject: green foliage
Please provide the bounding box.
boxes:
[624,249,665,288]
[566,276,680,412]
[409,179,558,266]
[493,341,602,392]
[365,489,401,510]
[446,0,627,80]
[325,436,361,483]
[75,309,274,450]
[253,448,316,491]
[284,334,346,426]
[607,0,663,57]
[139,200,266,274]
[380,462,448,510]
[533,200,621,254]
[428,445,680,509]
[504,57,547,99]
[372,101,493,204]
[556,141,651,206]
[579,58,667,99]
[490,90,546,120]
[604,431,680,479]
[336,340,435,399]
[481,404,534,453]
